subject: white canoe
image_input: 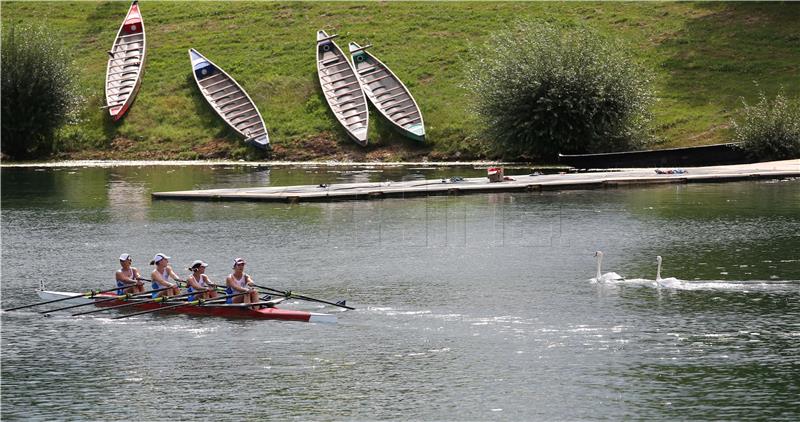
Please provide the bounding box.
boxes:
[316,30,369,146]
[189,48,270,149]
[105,0,146,121]
[349,42,425,142]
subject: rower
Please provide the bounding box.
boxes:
[115,253,145,295]
[149,253,181,297]
[225,258,259,306]
[186,260,219,301]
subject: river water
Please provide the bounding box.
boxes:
[1,164,799,421]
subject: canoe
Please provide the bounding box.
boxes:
[105,0,146,121]
[349,42,425,142]
[558,143,753,169]
[316,31,369,146]
[189,48,270,149]
[37,290,336,324]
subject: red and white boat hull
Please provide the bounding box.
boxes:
[37,290,337,324]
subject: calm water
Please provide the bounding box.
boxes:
[2,164,799,421]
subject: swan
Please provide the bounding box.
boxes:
[591,251,624,283]
[655,256,682,288]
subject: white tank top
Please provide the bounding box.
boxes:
[230,273,247,288]
[193,273,207,288]
[160,268,171,283]
[117,268,134,283]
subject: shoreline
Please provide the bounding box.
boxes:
[0,159,566,169]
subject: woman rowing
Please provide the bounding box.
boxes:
[116,253,145,295]
[186,260,219,301]
[149,253,181,298]
[225,257,260,306]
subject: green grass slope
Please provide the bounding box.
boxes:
[3,2,799,161]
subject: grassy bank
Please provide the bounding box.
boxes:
[3,2,799,161]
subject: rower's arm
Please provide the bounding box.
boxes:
[166,267,182,284]
[116,270,136,284]
[187,276,203,290]
[226,277,248,293]
[151,271,175,288]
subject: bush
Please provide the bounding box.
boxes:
[731,89,800,161]
[464,21,656,160]
[1,24,79,159]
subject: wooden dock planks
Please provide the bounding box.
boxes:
[152,160,800,203]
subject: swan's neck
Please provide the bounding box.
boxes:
[656,260,662,281]
[596,255,603,279]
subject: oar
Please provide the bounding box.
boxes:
[3,285,138,312]
[112,291,249,320]
[71,289,201,317]
[40,285,174,315]
[252,284,354,310]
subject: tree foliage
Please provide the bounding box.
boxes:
[2,24,79,159]
[731,89,800,161]
[464,21,656,160]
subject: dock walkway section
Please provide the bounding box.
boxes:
[152,160,800,203]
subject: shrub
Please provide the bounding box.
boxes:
[1,24,79,159]
[731,89,800,161]
[464,21,656,161]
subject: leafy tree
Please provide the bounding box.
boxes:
[2,24,79,159]
[465,21,655,160]
[732,89,800,161]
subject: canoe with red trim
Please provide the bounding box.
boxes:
[105,0,146,121]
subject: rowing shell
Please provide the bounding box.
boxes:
[37,290,336,324]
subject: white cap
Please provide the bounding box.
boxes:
[151,253,170,265]
[232,257,246,268]
[190,260,208,270]
[119,253,132,261]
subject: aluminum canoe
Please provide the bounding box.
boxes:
[105,0,146,121]
[349,42,425,142]
[189,48,270,149]
[316,30,369,146]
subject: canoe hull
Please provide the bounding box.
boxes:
[189,48,270,149]
[37,291,336,324]
[316,31,369,146]
[349,42,424,142]
[105,1,146,121]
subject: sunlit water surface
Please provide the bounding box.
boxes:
[2,165,799,420]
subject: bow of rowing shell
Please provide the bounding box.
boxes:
[37,290,337,324]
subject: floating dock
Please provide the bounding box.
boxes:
[152,160,800,203]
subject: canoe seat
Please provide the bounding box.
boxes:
[364,74,393,85]
[322,66,355,78]
[323,73,357,85]
[374,85,404,96]
[216,95,247,108]
[376,91,409,105]
[319,57,342,66]
[324,80,360,93]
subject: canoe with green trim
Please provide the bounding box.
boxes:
[349,42,425,142]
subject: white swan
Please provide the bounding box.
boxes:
[655,256,682,288]
[591,251,624,283]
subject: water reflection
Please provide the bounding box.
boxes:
[1,165,799,420]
